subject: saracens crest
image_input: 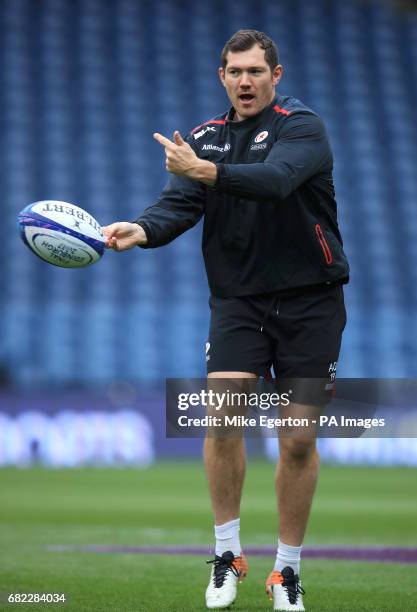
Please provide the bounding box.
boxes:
[254,130,268,143]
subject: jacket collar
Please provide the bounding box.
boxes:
[226,96,278,127]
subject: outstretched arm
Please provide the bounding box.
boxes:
[103,132,207,251]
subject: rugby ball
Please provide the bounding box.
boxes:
[17,201,105,268]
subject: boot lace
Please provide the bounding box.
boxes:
[206,553,239,588]
[282,572,305,605]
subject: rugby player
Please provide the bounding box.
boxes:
[103,29,349,611]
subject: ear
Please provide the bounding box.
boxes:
[272,65,283,87]
[218,66,226,87]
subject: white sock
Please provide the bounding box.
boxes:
[274,539,302,575]
[214,518,241,557]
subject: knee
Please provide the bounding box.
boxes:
[279,437,317,464]
[205,435,243,455]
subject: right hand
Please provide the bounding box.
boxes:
[101,222,147,251]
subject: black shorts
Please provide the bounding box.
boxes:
[206,282,347,405]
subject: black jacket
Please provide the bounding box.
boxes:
[136,95,350,297]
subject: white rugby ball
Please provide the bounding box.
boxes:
[18,201,105,268]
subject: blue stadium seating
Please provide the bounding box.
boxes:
[1,0,417,386]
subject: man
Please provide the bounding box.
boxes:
[103,29,349,611]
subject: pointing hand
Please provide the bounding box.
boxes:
[153,131,199,176]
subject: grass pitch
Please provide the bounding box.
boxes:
[0,462,416,611]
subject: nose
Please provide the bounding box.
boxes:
[239,72,251,88]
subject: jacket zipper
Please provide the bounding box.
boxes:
[315,224,333,265]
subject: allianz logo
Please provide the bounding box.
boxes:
[202,143,231,152]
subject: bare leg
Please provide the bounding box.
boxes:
[204,436,246,524]
[204,372,257,525]
[276,403,321,545]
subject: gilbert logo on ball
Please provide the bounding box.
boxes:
[17,201,105,268]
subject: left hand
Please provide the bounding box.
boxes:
[153,131,200,177]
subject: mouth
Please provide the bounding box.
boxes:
[238,94,255,104]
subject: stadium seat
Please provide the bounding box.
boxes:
[2,0,417,385]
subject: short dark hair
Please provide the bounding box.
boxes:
[221,29,279,73]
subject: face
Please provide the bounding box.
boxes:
[219,44,283,121]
